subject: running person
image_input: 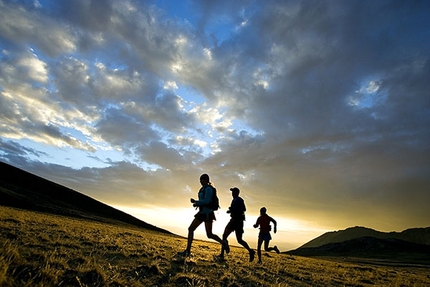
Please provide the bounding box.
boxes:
[178,174,227,257]
[253,207,280,263]
[218,187,255,262]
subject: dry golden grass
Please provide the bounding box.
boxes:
[1,206,429,287]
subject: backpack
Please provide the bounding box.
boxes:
[203,185,220,211]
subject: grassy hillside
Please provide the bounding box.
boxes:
[1,206,429,287]
[0,161,169,234]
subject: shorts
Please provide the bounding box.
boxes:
[226,218,244,234]
[259,232,272,241]
[194,211,216,222]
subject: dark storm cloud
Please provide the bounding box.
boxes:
[0,138,48,158]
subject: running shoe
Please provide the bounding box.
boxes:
[249,250,255,262]
[177,250,191,257]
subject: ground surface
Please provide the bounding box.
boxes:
[1,206,429,286]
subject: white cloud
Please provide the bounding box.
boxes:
[163,80,178,90]
[17,53,48,83]
[1,0,429,242]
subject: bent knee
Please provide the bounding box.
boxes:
[188,227,195,234]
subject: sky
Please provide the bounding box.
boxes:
[1,0,430,250]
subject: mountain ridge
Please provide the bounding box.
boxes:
[0,161,170,234]
[287,236,430,265]
[300,226,430,248]
[286,226,430,265]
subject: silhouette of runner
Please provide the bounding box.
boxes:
[178,174,228,257]
[218,187,255,262]
[253,207,280,263]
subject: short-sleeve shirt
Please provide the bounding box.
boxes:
[229,197,246,220]
[256,214,274,235]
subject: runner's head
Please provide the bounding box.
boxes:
[230,187,240,197]
[200,173,210,185]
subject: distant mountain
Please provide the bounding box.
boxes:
[287,236,430,264]
[0,161,171,234]
[300,226,430,248]
[286,226,430,264]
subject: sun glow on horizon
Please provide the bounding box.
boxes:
[112,205,328,250]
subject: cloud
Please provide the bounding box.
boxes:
[1,0,429,236]
[0,1,77,56]
[0,138,48,158]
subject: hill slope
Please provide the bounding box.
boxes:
[300,226,430,248]
[2,206,430,286]
[0,161,170,234]
[287,236,430,265]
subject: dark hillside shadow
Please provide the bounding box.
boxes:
[0,161,170,234]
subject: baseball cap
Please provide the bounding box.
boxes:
[230,187,240,193]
